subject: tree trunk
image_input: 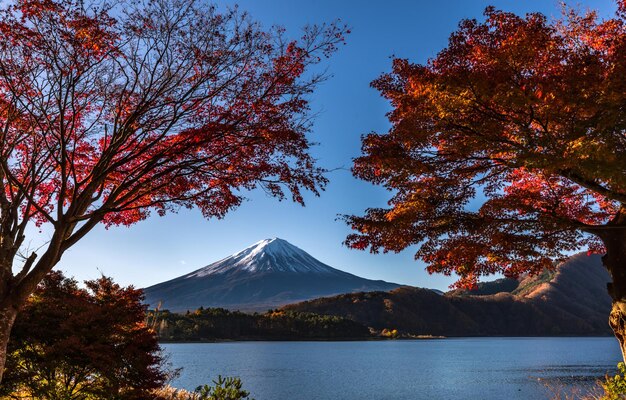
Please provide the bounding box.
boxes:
[610,300,626,362]
[603,225,626,362]
[0,232,66,385]
[0,304,17,383]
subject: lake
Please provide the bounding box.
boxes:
[163,338,622,400]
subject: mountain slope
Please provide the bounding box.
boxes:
[283,254,612,336]
[143,238,401,312]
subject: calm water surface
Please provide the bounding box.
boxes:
[163,338,621,400]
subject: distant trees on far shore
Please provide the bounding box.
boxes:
[149,307,371,342]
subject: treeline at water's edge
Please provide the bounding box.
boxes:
[148,307,373,341]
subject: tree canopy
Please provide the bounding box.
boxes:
[345,3,626,289]
[0,0,347,381]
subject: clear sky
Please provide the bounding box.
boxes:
[54,0,616,291]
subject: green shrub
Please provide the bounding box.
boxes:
[193,376,253,400]
[152,377,253,400]
[600,362,626,400]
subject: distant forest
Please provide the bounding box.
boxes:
[149,308,372,341]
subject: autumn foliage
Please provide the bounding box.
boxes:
[0,0,347,380]
[1,271,167,399]
[345,1,626,359]
[345,4,626,289]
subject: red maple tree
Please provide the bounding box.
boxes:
[0,0,347,380]
[3,272,167,398]
[345,4,626,357]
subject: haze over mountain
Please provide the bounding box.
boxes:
[143,238,401,312]
[283,253,613,336]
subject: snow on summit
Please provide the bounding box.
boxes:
[144,238,401,311]
[186,238,338,277]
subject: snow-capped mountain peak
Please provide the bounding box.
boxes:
[144,238,402,311]
[186,238,338,277]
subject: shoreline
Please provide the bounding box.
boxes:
[158,335,446,343]
[158,334,615,344]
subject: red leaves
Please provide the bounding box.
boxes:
[497,168,618,226]
[0,0,348,232]
[346,3,626,288]
[5,271,167,398]
[17,0,59,19]
[272,41,306,85]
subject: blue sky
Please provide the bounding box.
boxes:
[55,0,615,291]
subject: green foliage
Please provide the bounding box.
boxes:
[600,362,626,400]
[152,377,255,400]
[511,268,556,297]
[193,376,253,400]
[150,307,370,341]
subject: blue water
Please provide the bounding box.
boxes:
[163,338,622,400]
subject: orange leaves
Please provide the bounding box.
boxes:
[346,2,626,288]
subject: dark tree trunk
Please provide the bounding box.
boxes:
[0,231,67,385]
[0,304,17,383]
[602,220,626,362]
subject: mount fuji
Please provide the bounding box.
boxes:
[143,238,401,312]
